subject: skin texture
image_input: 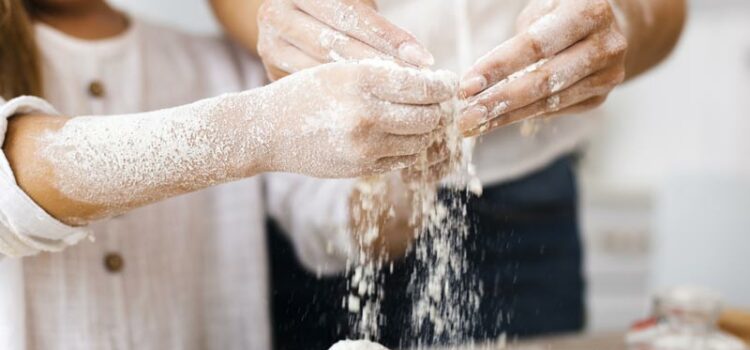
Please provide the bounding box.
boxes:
[211,0,451,258]
[222,0,686,135]
[212,0,685,257]
[459,0,687,136]
[3,0,455,229]
[210,0,264,55]
[720,309,750,345]
[257,0,432,81]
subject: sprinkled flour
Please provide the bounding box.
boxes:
[344,1,483,348]
[329,339,390,350]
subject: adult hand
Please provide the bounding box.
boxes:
[257,0,434,81]
[459,0,628,137]
[262,60,457,178]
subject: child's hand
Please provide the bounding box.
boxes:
[261,60,457,178]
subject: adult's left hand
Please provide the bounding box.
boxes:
[459,0,628,137]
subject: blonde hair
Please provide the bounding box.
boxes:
[0,0,42,100]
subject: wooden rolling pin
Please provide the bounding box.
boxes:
[720,309,750,345]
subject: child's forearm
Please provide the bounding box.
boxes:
[4,92,271,226]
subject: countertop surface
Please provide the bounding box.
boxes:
[426,333,628,350]
[511,333,627,350]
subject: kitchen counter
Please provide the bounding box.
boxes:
[511,333,627,350]
[427,333,627,350]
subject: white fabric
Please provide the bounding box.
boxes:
[0,19,354,350]
[0,97,91,255]
[265,173,356,276]
[378,0,599,184]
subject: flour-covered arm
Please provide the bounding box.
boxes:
[0,97,90,257]
[0,61,454,257]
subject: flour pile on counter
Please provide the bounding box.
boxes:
[329,339,390,350]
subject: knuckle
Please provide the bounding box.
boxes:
[258,2,271,22]
[531,69,553,95]
[607,33,629,57]
[590,0,613,20]
[355,64,377,84]
[258,0,283,24]
[425,107,443,128]
[417,135,432,149]
[356,111,378,129]
[527,35,546,60]
[353,139,377,159]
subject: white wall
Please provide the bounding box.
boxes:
[580,2,750,328]
[108,0,220,35]
[583,5,750,192]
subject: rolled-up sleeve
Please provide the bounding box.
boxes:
[0,96,90,258]
[264,174,357,276]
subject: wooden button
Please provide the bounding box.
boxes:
[88,81,105,98]
[103,253,124,273]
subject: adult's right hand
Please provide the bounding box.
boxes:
[257,0,434,81]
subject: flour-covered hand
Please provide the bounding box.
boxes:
[459,0,628,136]
[261,60,457,178]
[257,0,434,81]
[400,138,454,184]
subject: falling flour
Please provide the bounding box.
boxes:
[344,0,483,348]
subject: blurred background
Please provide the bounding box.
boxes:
[108,0,750,333]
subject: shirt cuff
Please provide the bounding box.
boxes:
[0,96,90,258]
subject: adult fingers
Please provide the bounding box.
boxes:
[365,64,458,105]
[460,0,614,97]
[292,0,434,66]
[266,7,392,63]
[258,34,323,78]
[464,67,621,136]
[459,31,626,133]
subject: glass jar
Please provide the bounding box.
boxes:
[627,287,748,350]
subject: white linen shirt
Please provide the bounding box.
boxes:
[379,0,599,184]
[0,19,354,350]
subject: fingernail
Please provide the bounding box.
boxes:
[460,105,488,132]
[459,75,487,97]
[398,42,435,67]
